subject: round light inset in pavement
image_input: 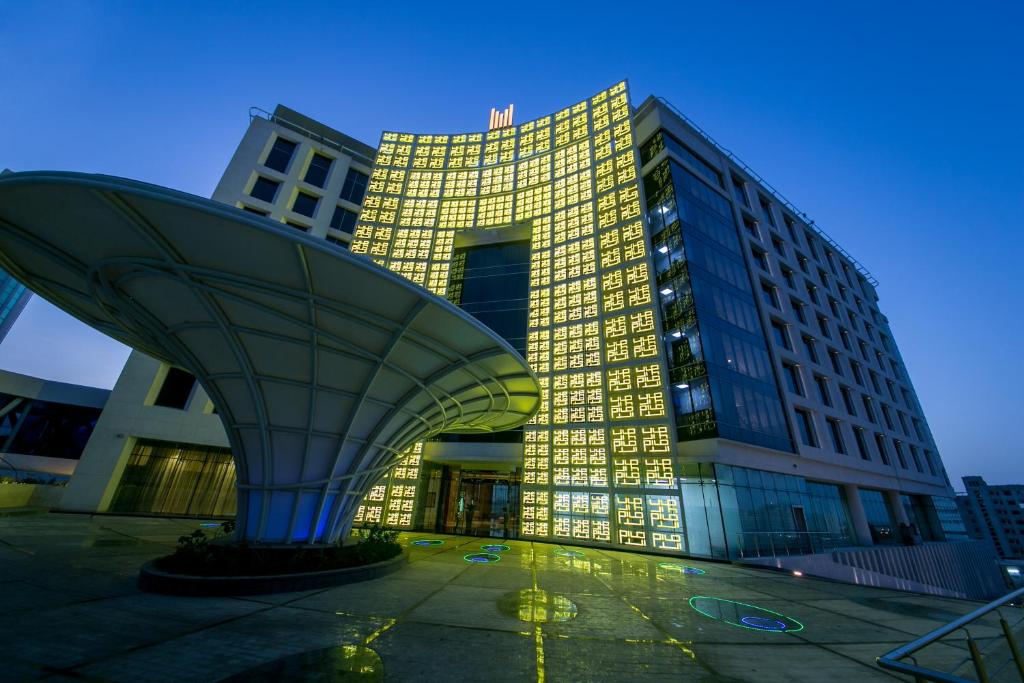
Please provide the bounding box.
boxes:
[481,544,511,552]
[411,539,444,547]
[740,616,787,631]
[553,548,585,558]
[688,596,803,633]
[463,552,501,564]
[497,588,578,622]
[657,562,706,575]
[219,644,382,681]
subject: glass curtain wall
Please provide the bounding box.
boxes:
[679,462,854,559]
[108,439,236,517]
[642,142,792,452]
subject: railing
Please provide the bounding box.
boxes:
[642,96,879,288]
[733,530,851,559]
[248,107,376,167]
[877,586,1024,682]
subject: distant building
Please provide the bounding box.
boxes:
[0,369,109,480]
[957,476,1024,559]
[0,268,31,343]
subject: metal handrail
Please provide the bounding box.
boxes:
[877,586,1024,682]
[644,96,879,288]
[248,107,376,167]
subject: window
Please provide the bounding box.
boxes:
[840,328,852,351]
[154,367,196,409]
[797,255,809,273]
[897,410,909,434]
[250,176,281,203]
[805,282,819,304]
[881,404,894,430]
[330,205,358,233]
[304,153,333,188]
[772,237,786,257]
[828,297,840,317]
[285,220,309,231]
[771,321,791,350]
[829,350,844,376]
[751,246,770,272]
[805,232,819,259]
[850,361,864,386]
[783,214,799,242]
[732,175,749,207]
[838,284,848,302]
[241,205,268,216]
[893,440,908,469]
[827,419,846,454]
[339,169,369,204]
[870,370,882,394]
[859,340,870,361]
[817,316,831,339]
[841,386,856,416]
[802,335,819,363]
[854,427,871,460]
[760,281,780,309]
[909,444,923,473]
[815,375,832,406]
[791,298,807,324]
[264,136,297,173]
[783,363,804,395]
[759,196,777,227]
[292,191,319,218]
[744,216,760,240]
[874,433,891,465]
[818,268,830,290]
[862,395,877,423]
[923,450,937,476]
[781,267,796,289]
[795,409,818,447]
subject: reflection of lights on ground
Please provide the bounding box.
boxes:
[497,589,578,623]
[688,596,803,633]
[411,539,444,547]
[554,548,585,558]
[219,644,382,681]
[199,522,220,528]
[481,544,511,552]
[463,552,501,564]
[657,562,705,575]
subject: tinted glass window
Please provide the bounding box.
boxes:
[264,137,297,173]
[331,206,358,233]
[304,153,333,188]
[154,367,196,409]
[292,191,319,218]
[340,169,369,204]
[250,176,280,203]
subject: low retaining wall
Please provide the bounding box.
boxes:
[0,484,64,510]
[138,549,408,596]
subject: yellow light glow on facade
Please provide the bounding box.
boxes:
[352,82,685,552]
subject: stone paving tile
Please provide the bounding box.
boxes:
[0,512,1001,682]
[543,637,720,682]
[371,622,534,682]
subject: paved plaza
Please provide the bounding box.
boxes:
[0,512,990,681]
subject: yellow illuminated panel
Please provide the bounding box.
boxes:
[352,81,685,553]
[353,443,422,530]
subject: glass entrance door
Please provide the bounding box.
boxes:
[437,469,520,538]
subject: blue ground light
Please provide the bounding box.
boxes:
[689,596,803,633]
[411,539,444,547]
[481,544,511,552]
[199,522,221,528]
[463,552,501,564]
[553,548,585,558]
[657,562,706,575]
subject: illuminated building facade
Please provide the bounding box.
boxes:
[351,82,683,552]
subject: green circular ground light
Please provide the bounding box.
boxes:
[688,596,803,633]
[657,562,706,575]
[481,544,511,552]
[463,552,501,564]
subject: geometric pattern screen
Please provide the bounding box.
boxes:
[351,82,686,553]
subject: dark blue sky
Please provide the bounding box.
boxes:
[1,1,1021,487]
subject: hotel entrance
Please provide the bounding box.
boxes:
[424,466,520,538]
